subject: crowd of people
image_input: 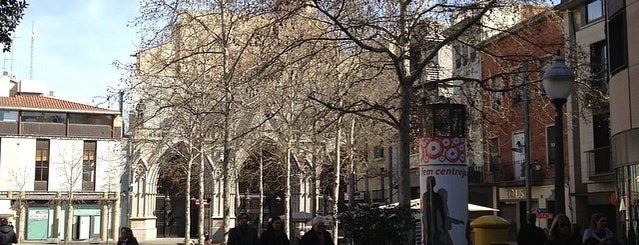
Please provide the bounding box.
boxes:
[516,212,619,245]
[1,211,622,245]
[227,212,334,245]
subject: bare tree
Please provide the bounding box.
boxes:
[131,1,312,244]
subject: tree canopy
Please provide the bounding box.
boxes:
[0,0,28,52]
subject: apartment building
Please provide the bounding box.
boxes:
[556,0,629,237]
[0,72,125,242]
[480,11,566,234]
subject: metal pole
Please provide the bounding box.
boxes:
[523,62,532,220]
[380,168,385,203]
[552,98,567,215]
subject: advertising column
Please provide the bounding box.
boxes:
[419,104,467,245]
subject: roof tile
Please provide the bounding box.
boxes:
[0,95,117,113]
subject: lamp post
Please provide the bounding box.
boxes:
[542,53,575,216]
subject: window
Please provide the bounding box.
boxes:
[492,92,503,110]
[607,9,627,74]
[22,112,67,123]
[69,114,112,125]
[83,141,97,191]
[488,138,500,171]
[509,72,524,106]
[35,139,50,191]
[590,40,608,90]
[547,126,557,165]
[454,44,477,69]
[454,44,465,68]
[373,145,385,159]
[491,78,504,110]
[586,0,603,23]
[0,111,18,121]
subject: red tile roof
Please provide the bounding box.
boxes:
[0,95,119,114]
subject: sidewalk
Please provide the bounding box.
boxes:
[18,238,221,245]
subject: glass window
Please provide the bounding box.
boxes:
[586,0,603,22]
[83,141,97,182]
[35,139,50,181]
[69,114,112,125]
[373,145,385,159]
[22,112,67,123]
[591,40,608,88]
[454,45,463,68]
[489,138,500,170]
[608,9,627,74]
[0,111,18,121]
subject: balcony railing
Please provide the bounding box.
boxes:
[585,146,614,180]
[490,162,516,182]
[468,165,484,183]
[488,161,544,184]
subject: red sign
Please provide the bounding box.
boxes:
[537,213,553,219]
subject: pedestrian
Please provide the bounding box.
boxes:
[260,216,289,245]
[544,214,580,245]
[517,213,547,245]
[299,216,334,245]
[204,231,212,245]
[228,212,259,245]
[583,213,616,245]
[0,218,18,245]
[117,227,140,245]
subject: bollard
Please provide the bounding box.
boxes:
[470,215,511,245]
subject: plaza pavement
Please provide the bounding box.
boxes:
[18,238,222,245]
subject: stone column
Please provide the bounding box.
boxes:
[101,192,108,242]
[112,191,121,241]
[65,194,74,243]
[18,191,26,242]
[53,192,62,240]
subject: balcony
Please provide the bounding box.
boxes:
[586,146,614,181]
[488,161,544,184]
[468,165,484,183]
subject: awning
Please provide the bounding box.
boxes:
[379,199,499,212]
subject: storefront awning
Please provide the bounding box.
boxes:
[379,199,499,212]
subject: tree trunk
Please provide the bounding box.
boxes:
[332,116,342,245]
[185,158,193,244]
[199,144,205,245]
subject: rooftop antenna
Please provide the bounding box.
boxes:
[3,34,18,73]
[29,22,35,80]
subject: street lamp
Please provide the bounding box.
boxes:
[542,53,575,216]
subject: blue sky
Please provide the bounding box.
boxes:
[1,0,139,109]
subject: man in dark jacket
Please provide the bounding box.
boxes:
[227,212,259,245]
[299,216,334,245]
[517,213,547,245]
[0,218,18,245]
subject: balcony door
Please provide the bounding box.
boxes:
[512,132,525,180]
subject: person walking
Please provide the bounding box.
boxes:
[583,213,616,245]
[117,227,139,245]
[260,216,289,245]
[299,216,334,245]
[517,213,547,245]
[0,218,17,245]
[228,212,259,245]
[544,214,580,245]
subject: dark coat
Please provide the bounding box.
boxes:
[299,230,334,245]
[260,229,289,245]
[0,225,17,245]
[228,226,260,245]
[517,224,547,245]
[116,237,139,245]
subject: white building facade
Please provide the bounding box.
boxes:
[0,72,125,243]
